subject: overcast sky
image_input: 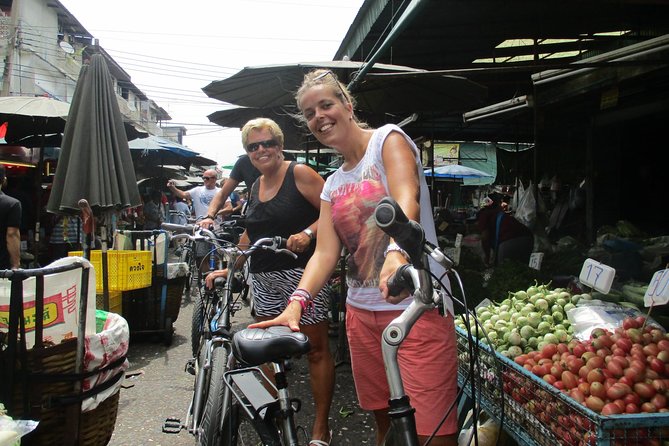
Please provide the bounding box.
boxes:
[59,0,365,167]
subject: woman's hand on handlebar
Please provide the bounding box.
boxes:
[379,253,411,304]
[248,301,303,332]
[286,231,312,254]
[205,269,228,289]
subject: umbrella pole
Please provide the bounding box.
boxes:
[33,134,47,264]
[101,225,110,311]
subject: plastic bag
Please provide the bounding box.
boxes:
[0,413,38,446]
[567,300,663,340]
[514,181,536,229]
[457,410,501,446]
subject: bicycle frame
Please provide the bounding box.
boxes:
[374,197,455,446]
[221,326,310,446]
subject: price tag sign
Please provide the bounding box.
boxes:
[645,269,669,306]
[579,258,615,294]
[529,252,544,271]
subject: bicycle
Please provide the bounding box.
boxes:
[161,223,297,445]
[372,196,497,446]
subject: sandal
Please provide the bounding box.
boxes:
[309,429,333,446]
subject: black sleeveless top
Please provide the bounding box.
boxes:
[246,162,319,273]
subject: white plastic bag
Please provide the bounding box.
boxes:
[514,181,536,229]
[457,411,501,446]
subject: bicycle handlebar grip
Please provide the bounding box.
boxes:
[275,237,288,249]
[161,223,197,233]
[387,264,414,296]
[374,197,425,250]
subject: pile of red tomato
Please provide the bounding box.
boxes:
[514,316,669,415]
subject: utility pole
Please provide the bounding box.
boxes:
[1,0,22,96]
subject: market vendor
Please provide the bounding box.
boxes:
[477,193,533,266]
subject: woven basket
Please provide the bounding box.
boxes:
[8,338,120,446]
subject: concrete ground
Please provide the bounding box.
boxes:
[107,290,377,446]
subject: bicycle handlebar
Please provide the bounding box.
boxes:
[374,197,425,261]
[161,222,198,234]
[241,236,296,260]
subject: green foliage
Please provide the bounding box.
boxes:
[485,260,541,303]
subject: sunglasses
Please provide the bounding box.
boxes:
[246,138,279,153]
[202,176,215,180]
[314,70,349,104]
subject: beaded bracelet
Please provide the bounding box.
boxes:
[289,288,314,314]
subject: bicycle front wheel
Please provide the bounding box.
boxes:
[199,345,229,445]
[191,294,205,357]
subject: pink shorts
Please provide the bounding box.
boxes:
[345,304,458,436]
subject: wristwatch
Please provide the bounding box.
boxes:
[302,228,315,241]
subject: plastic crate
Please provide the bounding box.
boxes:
[455,326,669,446]
[69,250,152,292]
[96,291,122,314]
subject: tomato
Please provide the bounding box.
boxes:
[541,343,558,359]
[623,392,641,405]
[624,367,643,383]
[657,339,669,352]
[635,316,647,327]
[606,360,624,378]
[641,402,658,413]
[652,379,667,393]
[650,357,665,375]
[643,343,660,357]
[551,363,564,379]
[567,358,584,374]
[514,354,528,366]
[651,393,667,410]
[601,402,622,415]
[623,318,639,330]
[657,350,669,364]
[586,356,605,369]
[606,383,630,400]
[612,347,626,357]
[578,382,591,396]
[634,382,657,400]
[562,371,579,389]
[610,356,629,369]
[612,399,626,412]
[615,337,633,353]
[590,381,607,399]
[572,343,586,358]
[569,388,585,403]
[557,343,569,354]
[543,374,557,385]
[579,365,591,380]
[585,395,605,412]
[587,368,605,384]
[625,403,640,413]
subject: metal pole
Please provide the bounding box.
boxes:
[347,0,428,91]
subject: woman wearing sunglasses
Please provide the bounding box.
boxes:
[205,117,334,446]
[249,71,458,446]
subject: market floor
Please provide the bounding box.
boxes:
[107,293,377,446]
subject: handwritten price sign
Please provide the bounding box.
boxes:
[644,269,669,307]
[579,258,615,294]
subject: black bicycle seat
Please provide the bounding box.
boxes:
[232,326,310,366]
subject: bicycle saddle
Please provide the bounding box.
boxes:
[232,326,310,366]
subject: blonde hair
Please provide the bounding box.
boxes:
[240,117,285,149]
[294,69,370,128]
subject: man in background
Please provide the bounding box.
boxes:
[0,165,21,269]
[167,169,220,221]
